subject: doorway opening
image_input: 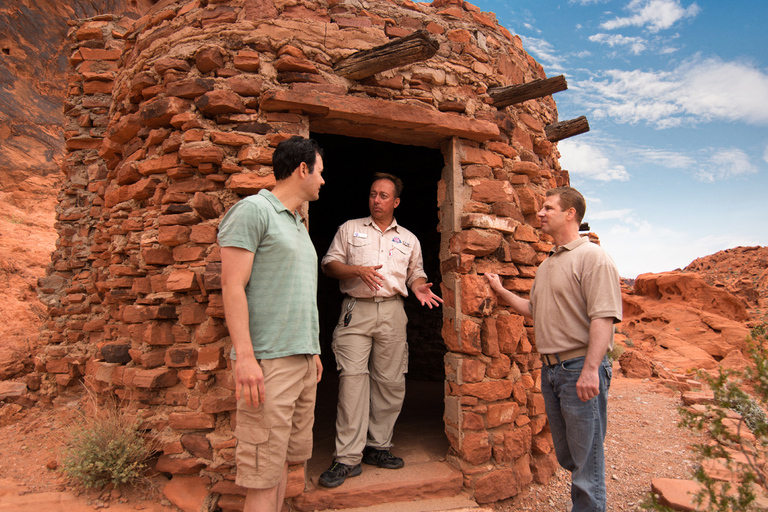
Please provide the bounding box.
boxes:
[307,132,448,474]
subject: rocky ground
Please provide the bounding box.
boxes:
[0,369,701,512]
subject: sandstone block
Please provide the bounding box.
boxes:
[173,246,205,263]
[195,90,246,116]
[166,347,198,368]
[139,97,190,127]
[497,314,524,354]
[144,322,175,346]
[133,368,178,388]
[487,401,520,427]
[159,225,191,246]
[469,180,515,203]
[460,431,491,465]
[168,411,216,430]
[442,317,482,356]
[461,146,503,168]
[179,145,225,166]
[461,274,496,317]
[459,380,514,401]
[461,213,518,234]
[156,454,206,475]
[486,354,512,379]
[229,173,276,195]
[201,389,236,413]
[227,75,263,97]
[191,224,218,244]
[167,270,200,292]
[163,475,211,512]
[449,229,502,256]
[195,47,224,73]
[234,50,260,72]
[166,78,214,99]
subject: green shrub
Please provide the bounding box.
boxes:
[61,394,156,489]
[674,323,768,511]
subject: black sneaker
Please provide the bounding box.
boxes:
[317,461,362,488]
[362,447,404,469]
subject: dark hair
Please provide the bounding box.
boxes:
[546,186,586,224]
[371,172,403,198]
[272,136,324,181]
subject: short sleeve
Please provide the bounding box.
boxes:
[217,198,267,253]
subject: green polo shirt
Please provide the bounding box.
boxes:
[217,189,320,360]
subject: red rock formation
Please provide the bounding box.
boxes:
[617,246,767,379]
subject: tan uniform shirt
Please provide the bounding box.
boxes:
[530,236,623,355]
[321,216,427,298]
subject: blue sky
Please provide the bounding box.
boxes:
[469,0,768,278]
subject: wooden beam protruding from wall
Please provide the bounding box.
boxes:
[333,30,439,80]
[488,75,568,108]
[545,116,590,142]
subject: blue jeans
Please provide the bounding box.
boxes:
[541,355,612,512]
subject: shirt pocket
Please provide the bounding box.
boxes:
[388,244,410,280]
[347,237,373,266]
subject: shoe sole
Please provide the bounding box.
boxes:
[317,465,362,488]
[362,455,404,469]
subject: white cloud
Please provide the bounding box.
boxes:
[575,57,768,127]
[588,33,648,55]
[595,216,756,278]
[693,148,759,183]
[558,140,632,181]
[518,36,565,71]
[600,0,701,33]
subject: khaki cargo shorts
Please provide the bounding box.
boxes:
[233,354,317,489]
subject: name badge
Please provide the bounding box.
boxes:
[353,232,368,239]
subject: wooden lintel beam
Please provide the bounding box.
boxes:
[489,75,568,108]
[545,116,589,142]
[333,30,439,80]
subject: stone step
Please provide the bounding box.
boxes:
[293,460,465,512]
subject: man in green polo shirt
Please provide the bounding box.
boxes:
[218,136,325,512]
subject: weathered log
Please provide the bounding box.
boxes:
[333,30,439,80]
[489,75,568,108]
[545,116,589,142]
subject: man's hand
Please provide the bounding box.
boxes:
[357,264,384,291]
[235,357,266,407]
[485,272,503,292]
[314,354,323,383]
[576,367,600,402]
[413,281,443,309]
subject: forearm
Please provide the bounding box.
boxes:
[491,284,532,318]
[583,317,614,372]
[221,283,257,362]
[323,260,362,280]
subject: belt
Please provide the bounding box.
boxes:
[348,295,401,303]
[540,347,589,366]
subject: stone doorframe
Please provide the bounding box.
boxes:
[261,88,509,475]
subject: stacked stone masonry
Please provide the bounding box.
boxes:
[36,0,571,508]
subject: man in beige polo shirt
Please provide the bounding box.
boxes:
[318,172,443,488]
[486,186,622,512]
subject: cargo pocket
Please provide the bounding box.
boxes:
[234,408,271,476]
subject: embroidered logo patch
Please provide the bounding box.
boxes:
[392,237,402,244]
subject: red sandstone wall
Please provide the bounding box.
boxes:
[35,0,569,507]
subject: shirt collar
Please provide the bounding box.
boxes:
[259,189,303,222]
[551,235,589,255]
[364,216,399,233]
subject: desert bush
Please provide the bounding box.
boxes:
[61,393,156,489]
[674,323,768,511]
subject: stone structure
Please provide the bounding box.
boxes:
[35,0,577,508]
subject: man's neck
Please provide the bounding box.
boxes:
[372,216,393,232]
[551,228,580,248]
[271,181,302,213]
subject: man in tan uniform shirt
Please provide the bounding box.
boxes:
[318,172,443,488]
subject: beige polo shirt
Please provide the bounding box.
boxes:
[321,216,427,298]
[529,236,623,355]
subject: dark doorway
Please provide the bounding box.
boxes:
[307,133,447,471]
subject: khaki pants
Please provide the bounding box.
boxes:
[332,296,408,465]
